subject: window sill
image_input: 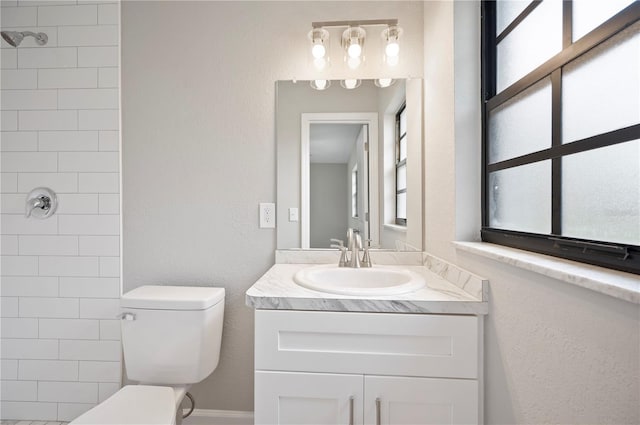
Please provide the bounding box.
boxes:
[453,241,640,304]
[383,223,407,233]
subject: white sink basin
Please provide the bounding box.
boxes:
[293,264,426,296]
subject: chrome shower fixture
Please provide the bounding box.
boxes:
[1,30,48,47]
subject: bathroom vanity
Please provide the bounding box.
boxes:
[246,252,488,425]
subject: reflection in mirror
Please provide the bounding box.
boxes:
[276,79,423,251]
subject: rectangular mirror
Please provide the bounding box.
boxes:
[276,79,423,251]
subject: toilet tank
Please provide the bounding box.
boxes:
[120,285,225,385]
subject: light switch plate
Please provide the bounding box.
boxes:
[288,207,299,222]
[259,203,276,228]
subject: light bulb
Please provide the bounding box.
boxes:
[376,78,393,88]
[347,41,362,59]
[385,41,400,57]
[314,80,328,90]
[343,79,358,89]
[312,42,326,59]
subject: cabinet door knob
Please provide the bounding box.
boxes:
[348,396,354,425]
[375,397,381,425]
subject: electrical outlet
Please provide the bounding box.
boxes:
[288,207,299,222]
[259,203,276,228]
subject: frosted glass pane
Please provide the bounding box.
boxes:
[399,135,407,161]
[489,77,552,163]
[562,140,640,245]
[396,164,407,191]
[397,192,407,219]
[563,22,640,143]
[497,0,562,92]
[573,0,635,41]
[489,161,551,233]
[496,0,530,35]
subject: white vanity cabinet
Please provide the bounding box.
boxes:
[254,310,482,425]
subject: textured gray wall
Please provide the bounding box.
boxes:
[310,163,348,248]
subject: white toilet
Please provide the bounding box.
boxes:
[71,285,225,425]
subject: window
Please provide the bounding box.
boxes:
[396,103,407,225]
[482,0,640,274]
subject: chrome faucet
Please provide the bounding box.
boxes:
[331,229,373,268]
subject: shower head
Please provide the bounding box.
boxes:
[1,30,48,47]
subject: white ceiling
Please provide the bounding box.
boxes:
[309,123,364,164]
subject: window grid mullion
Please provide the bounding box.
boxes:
[551,69,562,235]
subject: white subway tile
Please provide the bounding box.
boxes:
[1,338,58,359]
[39,256,99,277]
[78,109,118,130]
[19,110,77,130]
[97,130,118,151]
[38,5,97,26]
[19,235,79,255]
[58,88,119,110]
[59,152,118,172]
[1,214,58,234]
[2,172,18,192]
[0,131,38,151]
[1,255,38,275]
[1,49,17,69]
[79,361,119,382]
[98,193,118,214]
[0,151,57,171]
[58,214,119,235]
[18,47,77,69]
[58,25,117,47]
[1,193,24,213]
[0,401,58,420]
[40,318,99,339]
[1,318,38,338]
[19,297,79,318]
[97,3,117,25]
[99,320,119,340]
[1,6,36,27]
[38,381,98,403]
[78,172,118,193]
[2,110,18,130]
[79,298,118,319]
[1,89,57,110]
[59,276,119,298]
[38,130,99,151]
[98,256,118,277]
[78,46,117,67]
[97,66,117,88]
[56,193,98,214]
[58,403,95,422]
[18,359,78,381]
[1,359,18,380]
[59,339,120,361]
[98,382,118,402]
[1,380,37,401]
[1,69,37,89]
[78,236,118,256]
[1,234,19,253]
[1,276,58,297]
[18,172,78,192]
[38,68,98,89]
[1,297,19,317]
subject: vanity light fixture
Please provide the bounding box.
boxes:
[310,79,331,90]
[309,19,402,71]
[340,79,361,90]
[374,78,395,88]
[308,28,330,71]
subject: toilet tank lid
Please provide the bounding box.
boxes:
[121,285,225,310]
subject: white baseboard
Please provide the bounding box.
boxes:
[182,409,254,425]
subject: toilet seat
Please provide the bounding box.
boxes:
[70,385,177,425]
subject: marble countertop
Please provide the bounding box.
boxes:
[246,263,488,315]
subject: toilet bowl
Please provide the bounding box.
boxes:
[70,285,225,425]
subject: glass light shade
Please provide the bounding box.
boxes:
[308,28,330,64]
[313,57,328,71]
[310,79,331,90]
[340,79,361,89]
[382,25,403,67]
[374,78,395,88]
[347,56,362,70]
[342,27,366,69]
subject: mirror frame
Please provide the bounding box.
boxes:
[301,113,379,248]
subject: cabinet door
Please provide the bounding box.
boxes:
[255,371,363,425]
[364,376,478,425]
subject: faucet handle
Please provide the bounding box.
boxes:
[330,238,344,249]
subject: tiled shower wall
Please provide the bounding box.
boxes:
[0,1,121,421]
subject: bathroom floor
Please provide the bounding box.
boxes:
[0,421,67,425]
